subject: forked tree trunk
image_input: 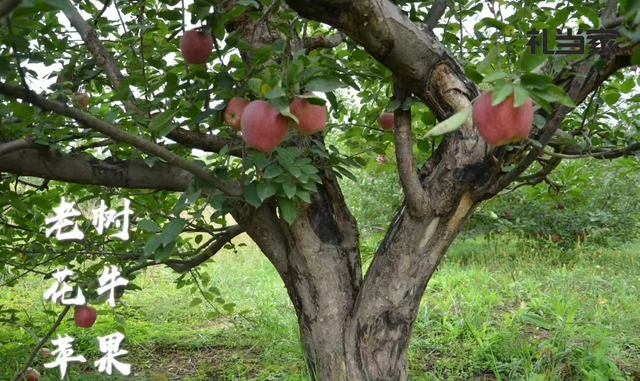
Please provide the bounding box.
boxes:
[232,163,481,380]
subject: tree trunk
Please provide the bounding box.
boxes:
[233,162,480,380]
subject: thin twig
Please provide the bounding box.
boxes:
[9,306,71,381]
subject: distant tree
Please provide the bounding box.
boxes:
[0,0,638,380]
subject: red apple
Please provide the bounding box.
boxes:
[578,229,586,238]
[289,97,327,135]
[558,204,565,210]
[550,234,560,243]
[180,30,213,65]
[376,155,385,165]
[241,100,289,152]
[378,113,394,130]
[631,66,638,72]
[597,131,606,137]
[25,368,40,381]
[74,306,97,328]
[472,91,533,146]
[505,210,512,218]
[40,347,52,358]
[75,92,88,109]
[224,97,250,131]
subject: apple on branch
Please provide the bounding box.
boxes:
[25,368,41,381]
[472,91,533,146]
[74,92,89,109]
[180,30,213,65]
[289,95,327,135]
[74,305,97,328]
[378,113,394,130]
[241,100,289,152]
[224,97,250,131]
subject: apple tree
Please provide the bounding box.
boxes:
[1,0,639,380]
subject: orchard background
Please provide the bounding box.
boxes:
[1,0,640,380]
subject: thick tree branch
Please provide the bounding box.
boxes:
[602,0,618,22]
[0,147,192,191]
[303,32,346,51]
[166,225,245,273]
[168,128,243,155]
[0,135,36,156]
[392,78,427,216]
[286,0,479,122]
[424,0,447,29]
[0,82,241,195]
[0,0,20,19]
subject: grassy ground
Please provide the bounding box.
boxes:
[1,235,639,380]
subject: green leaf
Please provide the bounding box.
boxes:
[537,84,576,107]
[417,138,430,152]
[144,156,158,168]
[477,47,497,74]
[257,181,277,201]
[149,109,179,136]
[296,189,311,203]
[243,182,262,208]
[154,241,175,262]
[513,86,530,107]
[603,91,621,106]
[189,298,202,307]
[521,313,553,329]
[138,219,160,233]
[482,71,508,83]
[253,45,274,65]
[248,78,262,97]
[279,197,297,225]
[112,77,133,101]
[388,99,401,111]
[265,85,286,99]
[475,17,508,31]
[492,84,514,105]
[263,165,284,179]
[334,166,357,181]
[520,73,553,90]
[159,218,187,246]
[464,65,484,83]
[304,76,345,92]
[270,96,298,123]
[575,5,600,27]
[282,182,296,198]
[144,235,163,257]
[425,106,472,138]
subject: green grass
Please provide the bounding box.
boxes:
[2,235,639,380]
